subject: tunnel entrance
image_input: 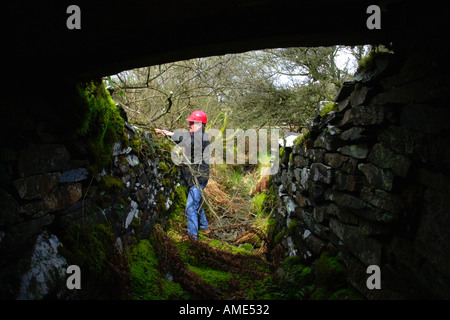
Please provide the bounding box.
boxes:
[2,0,450,302]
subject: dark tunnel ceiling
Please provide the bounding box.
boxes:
[6,0,448,81]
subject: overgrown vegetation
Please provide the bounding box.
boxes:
[76,80,127,172]
[293,130,311,149]
[106,46,374,131]
[123,159,362,300]
[356,46,394,74]
[124,161,277,299]
[126,239,189,299]
[262,253,362,300]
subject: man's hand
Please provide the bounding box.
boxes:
[154,128,174,137]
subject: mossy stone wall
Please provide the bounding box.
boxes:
[272,47,450,299]
[0,80,183,299]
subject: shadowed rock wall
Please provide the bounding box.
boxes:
[272,48,450,299]
[0,83,182,299]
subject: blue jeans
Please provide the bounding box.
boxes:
[185,181,208,239]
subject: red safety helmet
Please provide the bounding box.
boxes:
[186,110,207,124]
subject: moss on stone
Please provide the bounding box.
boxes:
[58,223,112,277]
[293,130,310,149]
[264,218,277,238]
[129,139,142,153]
[274,230,286,245]
[76,80,126,173]
[158,161,170,173]
[283,256,302,267]
[156,193,168,214]
[319,102,338,118]
[162,177,171,188]
[279,147,285,160]
[100,174,124,193]
[288,219,298,235]
[57,221,128,298]
[168,185,188,225]
[357,50,393,75]
[128,211,142,239]
[126,239,189,299]
[262,257,314,299]
[187,264,232,290]
[314,251,346,289]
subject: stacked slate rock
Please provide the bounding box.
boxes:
[272,51,450,299]
[0,121,180,299]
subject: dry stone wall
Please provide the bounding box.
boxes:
[272,50,450,299]
[0,119,181,299]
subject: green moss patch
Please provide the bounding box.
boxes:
[319,102,338,118]
[293,130,310,149]
[126,239,189,300]
[76,80,126,172]
[57,222,129,298]
[314,251,346,289]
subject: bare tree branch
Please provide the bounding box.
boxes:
[148,91,173,123]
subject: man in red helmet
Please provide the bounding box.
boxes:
[154,110,210,240]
